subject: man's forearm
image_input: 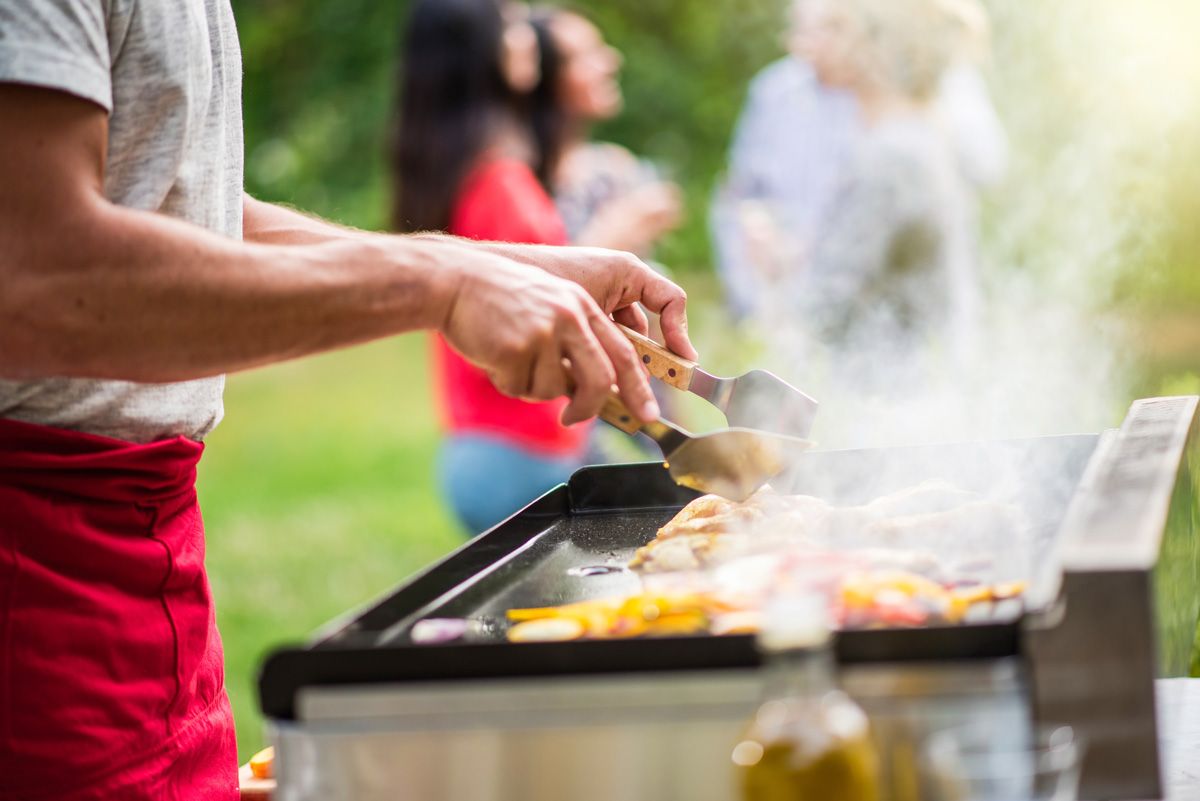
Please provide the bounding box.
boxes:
[1,197,459,382]
[242,197,547,269]
[243,194,369,245]
[245,199,696,364]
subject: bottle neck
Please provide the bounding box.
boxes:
[763,643,838,701]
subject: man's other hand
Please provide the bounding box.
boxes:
[498,244,697,366]
[437,247,679,427]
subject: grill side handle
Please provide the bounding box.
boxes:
[1027,395,1200,801]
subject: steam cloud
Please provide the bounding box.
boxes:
[717,0,1199,451]
[665,1,1200,598]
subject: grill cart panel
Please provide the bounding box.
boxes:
[273,662,1026,801]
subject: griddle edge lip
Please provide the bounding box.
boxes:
[302,481,577,647]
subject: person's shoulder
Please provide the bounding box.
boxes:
[560,142,639,184]
[456,157,551,214]
[453,157,564,244]
[747,57,816,101]
[461,158,542,196]
[583,142,638,170]
[0,0,116,113]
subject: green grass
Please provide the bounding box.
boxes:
[198,334,462,759]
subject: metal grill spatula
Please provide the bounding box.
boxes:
[599,393,811,502]
[620,326,818,438]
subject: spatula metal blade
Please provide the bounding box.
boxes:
[723,370,819,439]
[664,428,811,502]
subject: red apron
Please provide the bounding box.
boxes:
[0,418,237,801]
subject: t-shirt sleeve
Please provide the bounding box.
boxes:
[0,0,112,111]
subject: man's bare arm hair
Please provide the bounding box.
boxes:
[0,85,692,422]
[0,84,458,382]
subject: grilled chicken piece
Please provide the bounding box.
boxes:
[633,482,1025,577]
[864,480,982,518]
[654,493,764,540]
[654,506,763,539]
[636,490,833,573]
[630,533,722,572]
[668,494,740,524]
[655,488,831,539]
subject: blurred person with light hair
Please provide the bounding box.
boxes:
[794,0,978,347]
[720,0,990,449]
[711,0,1005,322]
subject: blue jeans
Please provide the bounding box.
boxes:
[438,434,583,535]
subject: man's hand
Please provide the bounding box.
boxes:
[438,240,696,354]
[409,234,697,426]
[437,246,666,426]
[514,244,696,361]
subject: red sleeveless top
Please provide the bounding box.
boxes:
[432,158,592,456]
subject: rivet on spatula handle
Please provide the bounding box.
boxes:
[619,325,696,391]
[599,393,645,435]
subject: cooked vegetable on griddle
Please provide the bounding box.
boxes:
[501,480,1031,640]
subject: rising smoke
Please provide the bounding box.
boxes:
[715,0,1198,451]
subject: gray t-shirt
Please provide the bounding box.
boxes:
[0,0,242,443]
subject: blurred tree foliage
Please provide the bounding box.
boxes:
[234,0,787,270]
[977,0,1200,310]
[235,0,1200,298]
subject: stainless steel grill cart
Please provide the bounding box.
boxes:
[259,396,1200,801]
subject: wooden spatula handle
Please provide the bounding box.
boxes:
[619,325,696,390]
[599,392,644,435]
[564,365,646,435]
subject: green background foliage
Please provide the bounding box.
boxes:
[236,0,790,267]
[214,0,1200,760]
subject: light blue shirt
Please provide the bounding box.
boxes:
[711,58,1007,320]
[711,58,858,318]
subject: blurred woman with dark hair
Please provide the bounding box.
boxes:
[392,0,591,534]
[529,7,683,258]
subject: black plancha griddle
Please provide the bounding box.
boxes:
[259,433,1097,721]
